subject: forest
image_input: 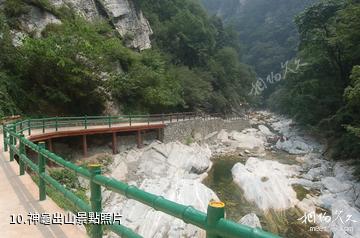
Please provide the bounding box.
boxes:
[202,0,360,173]
[267,0,360,168]
[0,0,255,117]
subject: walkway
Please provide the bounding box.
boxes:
[0,134,88,238]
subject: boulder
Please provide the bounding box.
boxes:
[321,177,353,194]
[104,178,218,238]
[258,125,273,136]
[232,157,300,211]
[238,213,262,229]
[228,130,265,150]
[103,141,217,237]
[296,197,317,214]
[334,162,356,182]
[276,138,312,155]
[217,129,229,141]
[328,200,360,238]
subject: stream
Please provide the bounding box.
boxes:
[203,111,360,238]
[203,153,327,238]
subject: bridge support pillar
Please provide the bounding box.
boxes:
[112,132,118,154]
[47,139,53,152]
[137,130,143,148]
[82,135,87,157]
[156,128,163,142]
[47,139,56,167]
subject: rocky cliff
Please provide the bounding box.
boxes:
[2,0,152,50]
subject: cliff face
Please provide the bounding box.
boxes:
[4,0,153,50]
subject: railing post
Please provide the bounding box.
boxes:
[28,119,31,135]
[108,115,111,128]
[161,113,164,124]
[170,114,172,123]
[88,164,103,238]
[177,113,179,122]
[42,118,45,133]
[148,114,150,126]
[85,115,88,129]
[19,134,25,176]
[206,201,225,238]
[55,116,58,132]
[3,125,8,152]
[129,114,132,126]
[38,142,46,201]
[9,126,14,161]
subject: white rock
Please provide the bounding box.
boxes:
[59,0,99,20]
[228,130,265,150]
[19,0,153,50]
[103,141,216,237]
[303,167,323,181]
[217,129,229,141]
[276,138,312,155]
[290,178,322,190]
[328,200,360,238]
[20,6,62,37]
[232,157,300,211]
[204,131,218,140]
[296,198,316,214]
[258,125,273,136]
[110,161,128,181]
[10,30,26,47]
[317,189,357,210]
[322,177,353,194]
[271,118,295,138]
[334,162,356,182]
[238,213,262,228]
[104,178,218,238]
[356,197,360,209]
[102,0,153,50]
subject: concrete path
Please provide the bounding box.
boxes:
[0,135,88,238]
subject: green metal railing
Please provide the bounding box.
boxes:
[8,112,232,136]
[2,114,280,238]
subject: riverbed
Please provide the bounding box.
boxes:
[204,111,360,238]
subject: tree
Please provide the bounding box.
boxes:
[110,50,183,113]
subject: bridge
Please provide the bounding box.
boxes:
[1,113,280,238]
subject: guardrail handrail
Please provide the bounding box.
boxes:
[2,113,279,238]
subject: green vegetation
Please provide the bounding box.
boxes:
[0,0,256,118]
[267,0,360,174]
[31,169,88,212]
[203,0,360,175]
[49,168,81,189]
[135,0,256,112]
[202,0,315,81]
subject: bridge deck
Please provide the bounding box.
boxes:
[0,135,88,238]
[28,122,165,142]
[25,121,166,156]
